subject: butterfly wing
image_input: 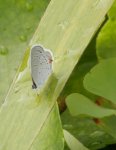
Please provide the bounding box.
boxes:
[31,45,52,89]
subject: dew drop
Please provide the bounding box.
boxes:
[0,45,8,55]
[26,25,31,30]
[19,35,27,42]
[58,20,69,30]
[26,2,33,11]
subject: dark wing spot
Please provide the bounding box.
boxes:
[32,78,37,89]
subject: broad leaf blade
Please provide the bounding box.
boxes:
[0,83,64,149]
[30,0,114,97]
[30,103,64,150]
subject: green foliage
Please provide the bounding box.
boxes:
[0,0,50,104]
[84,58,116,104]
[97,1,116,60]
[64,1,116,149]
[0,0,116,150]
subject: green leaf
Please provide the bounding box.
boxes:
[101,116,116,139]
[66,93,116,118]
[0,0,114,150]
[96,1,116,60]
[108,0,116,20]
[30,103,64,150]
[0,100,63,150]
[64,130,89,150]
[84,58,116,104]
[62,110,116,150]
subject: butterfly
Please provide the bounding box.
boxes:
[31,45,53,89]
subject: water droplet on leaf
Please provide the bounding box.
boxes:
[26,2,33,11]
[58,20,69,30]
[19,35,27,42]
[26,25,31,30]
[0,45,8,55]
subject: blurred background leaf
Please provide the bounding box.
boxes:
[96,1,116,60]
[66,93,116,117]
[0,0,50,105]
[84,58,116,105]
